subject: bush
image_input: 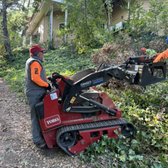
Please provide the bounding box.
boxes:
[1,46,167,167]
[81,81,168,167]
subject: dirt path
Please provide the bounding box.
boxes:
[0,78,86,168]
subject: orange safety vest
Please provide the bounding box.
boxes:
[153,49,168,63]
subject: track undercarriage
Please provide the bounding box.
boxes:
[56,119,135,156]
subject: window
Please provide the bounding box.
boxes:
[59,23,65,30]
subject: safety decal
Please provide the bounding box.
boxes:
[50,92,58,100]
[44,115,61,128]
[70,96,76,104]
[34,68,39,74]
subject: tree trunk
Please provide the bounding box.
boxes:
[84,0,87,25]
[1,0,14,61]
[27,0,31,8]
[103,0,112,30]
[107,8,111,30]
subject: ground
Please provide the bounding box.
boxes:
[0,78,86,168]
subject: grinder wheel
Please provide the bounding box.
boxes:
[121,123,136,138]
[58,131,77,148]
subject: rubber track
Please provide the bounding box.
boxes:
[56,118,129,156]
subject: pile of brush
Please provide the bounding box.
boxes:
[91,38,142,91]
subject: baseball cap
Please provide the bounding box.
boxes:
[140,47,147,52]
[29,44,46,55]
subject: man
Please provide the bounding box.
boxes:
[25,44,51,148]
[140,47,157,58]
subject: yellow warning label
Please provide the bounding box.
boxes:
[70,97,76,104]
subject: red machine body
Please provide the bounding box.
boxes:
[37,85,122,155]
[35,57,166,156]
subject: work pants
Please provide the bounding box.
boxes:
[26,93,45,144]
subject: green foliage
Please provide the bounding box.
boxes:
[1,1,168,167]
[126,0,168,51]
[128,1,146,36]
[64,0,106,52]
[147,0,168,35]
[0,55,8,77]
[8,10,28,48]
[1,47,93,96]
[1,46,168,167]
[1,49,29,95]
[81,82,168,167]
[0,44,6,58]
[0,1,31,62]
[32,0,43,12]
[44,46,94,75]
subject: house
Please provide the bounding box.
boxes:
[26,0,150,48]
[26,0,66,48]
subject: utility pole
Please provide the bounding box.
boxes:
[128,0,131,25]
[64,8,68,43]
[49,5,54,49]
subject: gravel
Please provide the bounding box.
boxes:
[0,78,87,168]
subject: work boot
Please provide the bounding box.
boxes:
[34,141,47,149]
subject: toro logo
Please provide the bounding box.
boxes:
[44,115,61,128]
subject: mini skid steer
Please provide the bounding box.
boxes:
[35,56,167,156]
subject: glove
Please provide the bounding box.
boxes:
[47,76,52,81]
[46,83,51,91]
[52,72,62,79]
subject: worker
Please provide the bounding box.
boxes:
[153,49,168,63]
[25,44,51,149]
[140,47,157,58]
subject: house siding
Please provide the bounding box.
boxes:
[112,0,150,25]
[53,13,65,47]
[32,12,65,48]
[43,16,49,43]
[32,16,49,44]
[112,6,128,25]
